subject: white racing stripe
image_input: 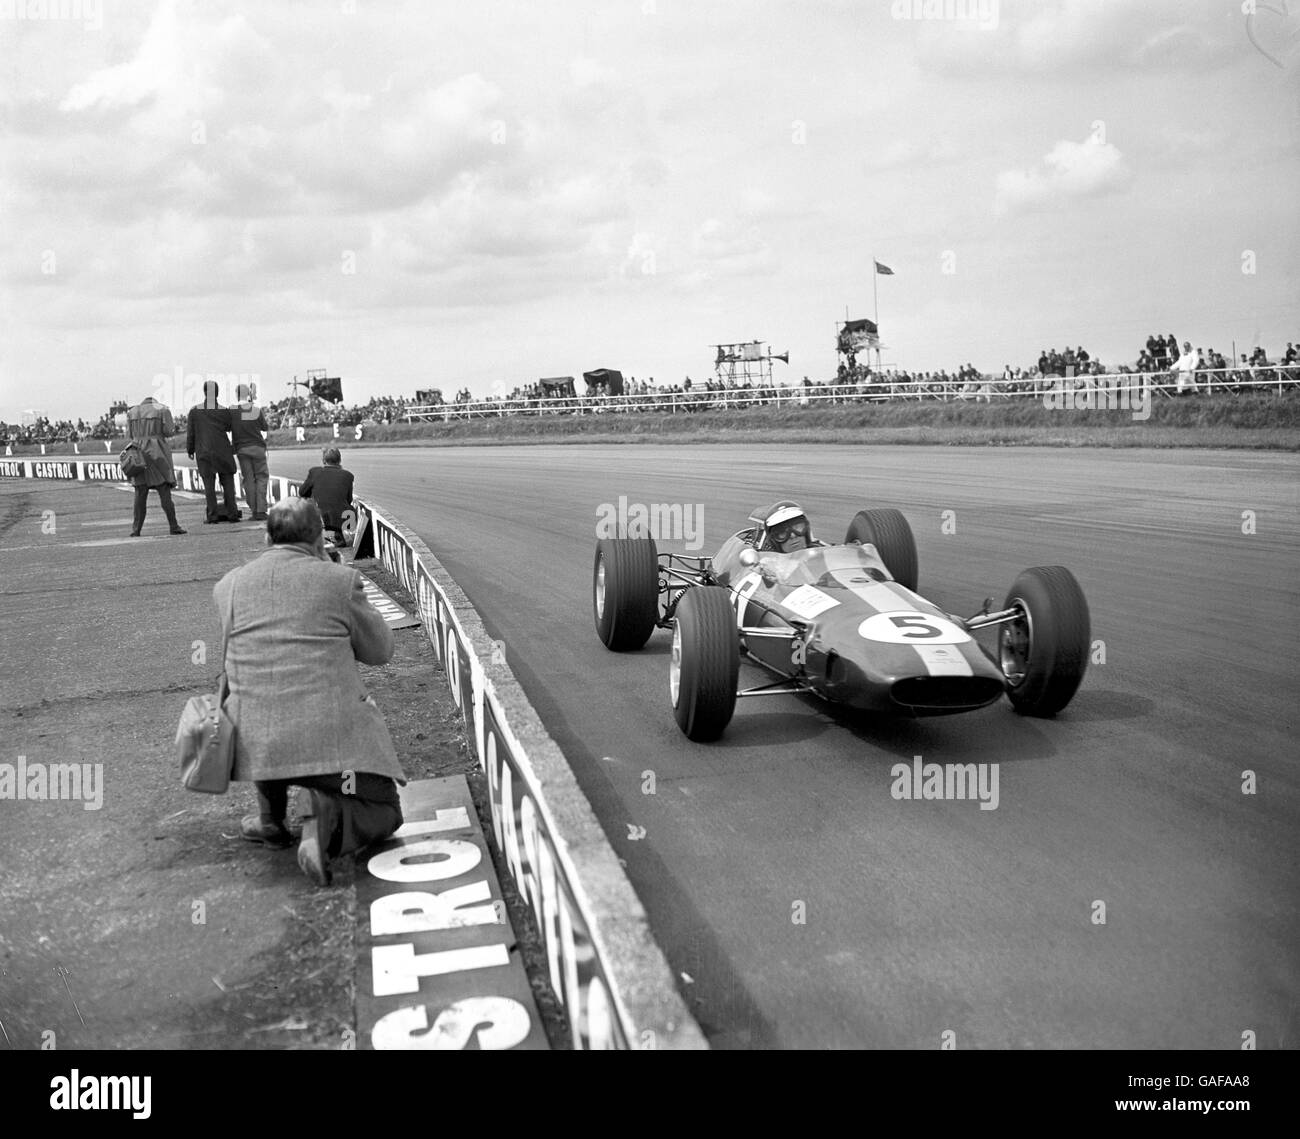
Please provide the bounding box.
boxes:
[911,643,974,677]
[819,547,913,613]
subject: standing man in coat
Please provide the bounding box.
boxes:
[125,395,187,536]
[233,382,270,520]
[186,380,241,523]
[213,497,405,885]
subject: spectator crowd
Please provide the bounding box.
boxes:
[0,410,124,446]
[5,337,1297,446]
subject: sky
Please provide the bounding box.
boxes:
[1,0,1297,421]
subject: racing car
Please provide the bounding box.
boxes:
[592,501,1090,741]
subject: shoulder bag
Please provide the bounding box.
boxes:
[119,441,148,480]
[176,585,237,793]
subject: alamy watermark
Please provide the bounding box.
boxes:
[50,1070,151,1119]
[151,366,263,418]
[1,0,103,31]
[1042,374,1151,421]
[596,495,704,551]
[0,756,104,810]
[891,755,999,810]
[891,0,999,32]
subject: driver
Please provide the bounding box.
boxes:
[761,502,814,553]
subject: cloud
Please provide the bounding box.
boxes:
[3,0,1294,422]
[862,136,962,174]
[693,217,764,261]
[569,58,619,89]
[914,0,1237,75]
[621,232,661,280]
[686,215,777,280]
[61,1,273,116]
[995,136,1132,216]
[7,3,655,314]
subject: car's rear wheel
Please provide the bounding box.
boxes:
[845,508,918,591]
[999,566,1090,716]
[593,537,659,651]
[670,587,739,741]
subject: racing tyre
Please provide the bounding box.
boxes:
[593,538,659,651]
[999,566,1090,717]
[845,508,918,591]
[670,587,740,741]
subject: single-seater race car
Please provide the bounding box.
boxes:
[593,501,1090,741]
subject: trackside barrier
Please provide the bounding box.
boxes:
[350,501,707,1050]
[0,457,300,507]
[0,460,709,1048]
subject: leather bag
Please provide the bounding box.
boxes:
[176,586,237,793]
[119,442,148,480]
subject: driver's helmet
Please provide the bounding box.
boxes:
[750,500,813,552]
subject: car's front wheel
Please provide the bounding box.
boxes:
[845,507,918,591]
[670,587,739,741]
[999,566,1090,716]
[593,537,659,651]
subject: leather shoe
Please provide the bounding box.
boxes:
[129,529,141,537]
[169,527,187,535]
[297,791,339,886]
[240,815,293,848]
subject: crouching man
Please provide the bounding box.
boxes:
[300,445,355,547]
[213,497,405,885]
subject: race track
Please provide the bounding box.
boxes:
[275,443,1300,1049]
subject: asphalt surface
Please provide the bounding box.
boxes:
[269,443,1299,1049]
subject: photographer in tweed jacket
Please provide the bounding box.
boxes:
[213,497,405,885]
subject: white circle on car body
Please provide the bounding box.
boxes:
[857,611,971,645]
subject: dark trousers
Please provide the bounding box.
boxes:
[255,772,402,858]
[196,458,239,521]
[132,484,179,532]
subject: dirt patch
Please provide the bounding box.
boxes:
[0,487,32,536]
[178,884,361,1050]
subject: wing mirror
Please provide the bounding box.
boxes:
[739,546,776,585]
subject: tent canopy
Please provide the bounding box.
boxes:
[309,376,344,403]
[539,376,576,396]
[582,368,624,396]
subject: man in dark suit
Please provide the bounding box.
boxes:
[300,446,355,545]
[214,497,404,885]
[186,380,241,523]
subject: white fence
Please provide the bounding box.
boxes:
[403,366,1299,421]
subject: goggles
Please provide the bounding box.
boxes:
[769,518,809,544]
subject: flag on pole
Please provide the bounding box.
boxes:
[874,260,895,275]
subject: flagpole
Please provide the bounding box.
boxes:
[872,252,879,329]
[872,254,880,370]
